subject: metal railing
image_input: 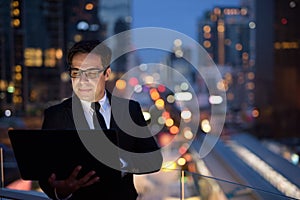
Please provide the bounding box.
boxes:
[0,169,298,200]
[1,143,299,200]
[0,188,49,200]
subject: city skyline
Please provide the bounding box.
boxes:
[131,0,242,62]
[132,0,241,40]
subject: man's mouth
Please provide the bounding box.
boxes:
[78,88,93,93]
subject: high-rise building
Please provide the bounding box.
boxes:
[0,0,106,116]
[22,1,65,112]
[255,0,300,137]
[197,4,256,129]
[99,0,131,37]
[0,1,15,111]
[273,0,300,137]
[65,0,105,47]
[198,0,300,138]
[99,0,132,90]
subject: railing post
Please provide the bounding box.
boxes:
[180,169,185,200]
[0,147,4,188]
[0,147,4,200]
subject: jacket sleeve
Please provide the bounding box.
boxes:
[129,100,163,174]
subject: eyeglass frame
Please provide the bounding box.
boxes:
[68,67,108,79]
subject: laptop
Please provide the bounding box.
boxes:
[8,129,121,181]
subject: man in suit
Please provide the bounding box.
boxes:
[38,40,163,200]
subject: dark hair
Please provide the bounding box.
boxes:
[67,40,112,69]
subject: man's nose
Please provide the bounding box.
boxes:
[79,72,89,81]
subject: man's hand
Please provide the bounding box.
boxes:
[48,165,100,199]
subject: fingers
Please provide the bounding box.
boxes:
[79,172,100,187]
[48,173,57,188]
[66,166,99,189]
[78,170,95,183]
[69,165,82,180]
[48,165,99,195]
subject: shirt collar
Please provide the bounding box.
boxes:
[98,92,109,112]
[80,91,109,112]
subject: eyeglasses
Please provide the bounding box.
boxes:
[69,67,106,79]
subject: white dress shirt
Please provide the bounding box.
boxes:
[80,92,111,129]
[79,93,128,176]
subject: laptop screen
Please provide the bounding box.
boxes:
[8,129,121,180]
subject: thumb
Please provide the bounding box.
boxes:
[48,173,57,187]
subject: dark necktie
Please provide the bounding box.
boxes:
[91,102,107,129]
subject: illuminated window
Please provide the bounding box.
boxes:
[44,48,57,67]
[24,48,42,67]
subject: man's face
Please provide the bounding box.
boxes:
[70,53,111,102]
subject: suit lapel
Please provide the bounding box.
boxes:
[70,94,90,130]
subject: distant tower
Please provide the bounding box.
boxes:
[98,0,131,37]
[198,4,256,129]
[254,0,300,138]
[98,0,132,90]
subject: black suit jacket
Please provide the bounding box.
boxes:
[39,92,162,200]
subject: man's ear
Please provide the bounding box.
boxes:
[104,67,111,81]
